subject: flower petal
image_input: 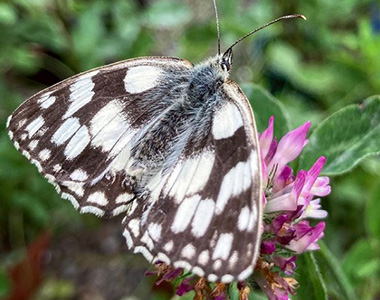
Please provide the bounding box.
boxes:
[260,116,274,159]
[286,221,325,253]
[268,122,311,172]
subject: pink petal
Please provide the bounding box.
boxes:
[260,116,274,159]
[273,165,293,192]
[265,139,278,165]
[268,122,311,173]
[303,156,326,193]
[261,240,276,254]
[287,221,325,253]
[301,199,328,219]
[311,176,331,196]
[261,152,268,182]
[265,171,306,213]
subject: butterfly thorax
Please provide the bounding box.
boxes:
[131,56,229,188]
[187,55,229,103]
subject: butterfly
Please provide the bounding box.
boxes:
[6,0,304,283]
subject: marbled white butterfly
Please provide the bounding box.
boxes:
[6,1,305,283]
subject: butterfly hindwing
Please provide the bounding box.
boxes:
[7,57,193,218]
[123,81,262,283]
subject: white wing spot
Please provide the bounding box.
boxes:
[22,150,31,160]
[216,158,252,215]
[65,182,84,196]
[198,250,210,266]
[191,198,215,237]
[53,164,62,172]
[181,244,196,259]
[124,66,162,93]
[212,102,243,140]
[173,261,192,271]
[221,274,234,283]
[116,193,134,204]
[90,100,129,153]
[17,119,27,130]
[80,206,105,216]
[140,231,154,250]
[52,117,80,145]
[134,246,153,262]
[31,159,42,172]
[70,169,88,181]
[6,115,12,128]
[123,229,133,249]
[213,259,222,271]
[112,205,128,217]
[247,204,257,231]
[163,241,174,253]
[63,71,98,119]
[64,125,90,160]
[128,219,140,237]
[238,266,254,281]
[171,194,201,234]
[28,140,39,150]
[212,233,234,260]
[207,274,218,282]
[39,95,56,109]
[25,116,45,138]
[87,191,108,206]
[238,206,251,231]
[38,149,51,161]
[148,223,162,242]
[192,267,205,277]
[166,151,214,204]
[61,192,79,208]
[186,151,215,196]
[167,157,199,204]
[228,251,239,269]
[156,253,170,265]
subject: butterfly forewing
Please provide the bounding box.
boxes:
[123,81,262,283]
[7,57,193,218]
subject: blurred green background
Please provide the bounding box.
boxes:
[0,0,380,299]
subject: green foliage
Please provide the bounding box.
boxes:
[243,84,291,137]
[299,96,380,175]
[296,253,328,300]
[1,0,380,299]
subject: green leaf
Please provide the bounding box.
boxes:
[314,241,356,300]
[242,84,291,137]
[0,3,16,25]
[366,183,380,237]
[299,96,380,174]
[295,252,328,300]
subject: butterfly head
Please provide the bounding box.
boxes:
[220,48,233,72]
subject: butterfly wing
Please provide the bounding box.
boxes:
[7,56,193,218]
[123,80,262,282]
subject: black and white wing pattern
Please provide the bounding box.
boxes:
[7,54,262,283]
[7,57,193,218]
[123,81,262,283]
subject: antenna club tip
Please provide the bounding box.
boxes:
[298,14,307,21]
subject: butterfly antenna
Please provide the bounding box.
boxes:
[212,0,221,55]
[225,14,306,53]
